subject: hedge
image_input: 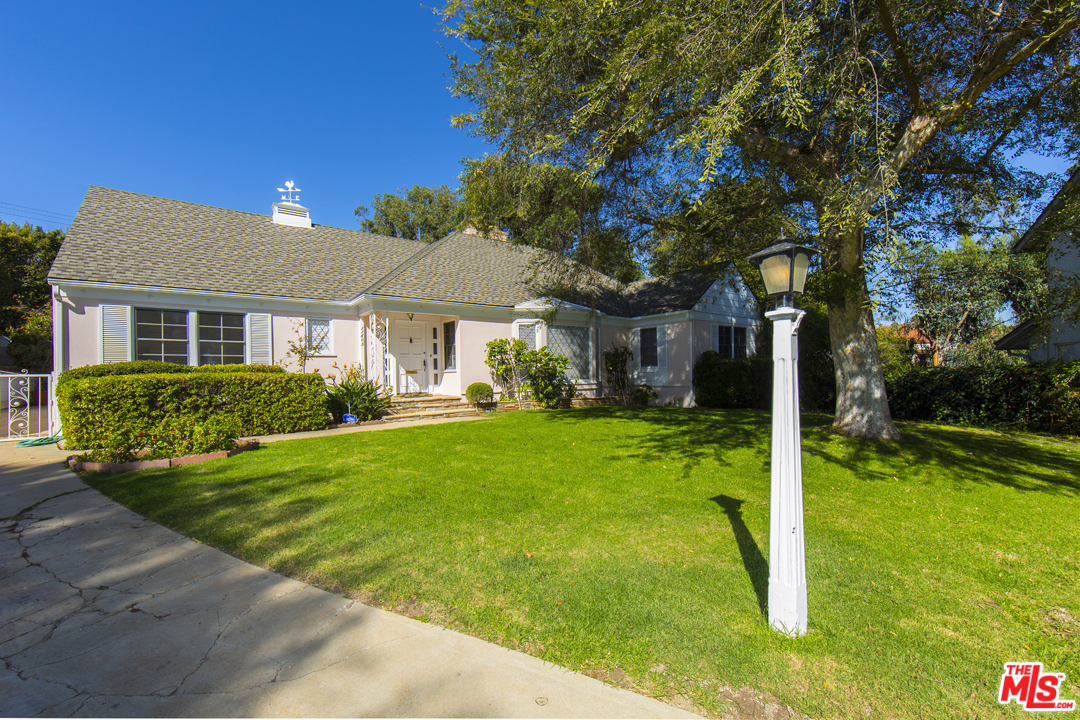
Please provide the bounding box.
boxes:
[58,361,283,385]
[693,354,772,409]
[59,371,329,459]
[887,361,1080,435]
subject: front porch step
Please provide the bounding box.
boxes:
[385,395,470,415]
[380,407,484,423]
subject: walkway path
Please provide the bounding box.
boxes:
[0,430,696,718]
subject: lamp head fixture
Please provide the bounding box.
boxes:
[407,312,414,321]
[747,238,818,308]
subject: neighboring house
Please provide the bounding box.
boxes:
[47,186,761,406]
[995,167,1080,361]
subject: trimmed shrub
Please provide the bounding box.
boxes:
[58,371,329,459]
[466,382,494,406]
[887,361,1080,435]
[521,348,577,409]
[693,354,772,409]
[58,361,283,385]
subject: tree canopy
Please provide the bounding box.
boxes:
[441,0,1080,439]
[1,221,64,334]
[355,185,465,242]
[887,237,1046,366]
[461,154,643,282]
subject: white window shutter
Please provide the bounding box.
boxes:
[711,324,719,353]
[656,324,668,384]
[101,304,131,364]
[629,328,641,381]
[247,313,272,365]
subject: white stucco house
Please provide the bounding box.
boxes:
[47,186,761,406]
[996,167,1080,361]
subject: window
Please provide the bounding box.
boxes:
[518,322,539,351]
[443,321,457,369]
[548,325,591,380]
[716,325,748,359]
[640,327,658,367]
[198,312,245,365]
[306,318,332,355]
[734,327,747,359]
[135,308,188,364]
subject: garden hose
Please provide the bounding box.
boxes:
[15,434,63,448]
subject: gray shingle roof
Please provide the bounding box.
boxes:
[49,186,738,315]
[624,265,732,316]
[49,186,427,302]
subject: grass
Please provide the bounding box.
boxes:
[81,407,1080,718]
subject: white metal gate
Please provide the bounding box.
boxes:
[1,372,53,442]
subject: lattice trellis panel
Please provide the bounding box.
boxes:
[518,322,539,350]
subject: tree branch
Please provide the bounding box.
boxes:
[874,0,921,109]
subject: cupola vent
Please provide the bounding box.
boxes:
[272,180,311,228]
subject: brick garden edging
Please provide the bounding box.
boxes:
[68,440,260,473]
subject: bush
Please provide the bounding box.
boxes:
[466,382,494,406]
[693,354,772,409]
[521,348,577,409]
[58,361,283,385]
[887,361,1080,435]
[325,363,391,422]
[59,371,329,460]
[6,304,52,371]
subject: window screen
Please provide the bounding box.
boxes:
[199,312,245,365]
[548,325,591,380]
[717,326,733,358]
[734,327,748,359]
[135,308,188,364]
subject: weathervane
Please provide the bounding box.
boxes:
[276,180,302,205]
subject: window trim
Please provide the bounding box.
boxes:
[442,320,457,370]
[305,317,334,356]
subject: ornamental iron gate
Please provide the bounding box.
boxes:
[1,372,53,442]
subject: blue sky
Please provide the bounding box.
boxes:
[2,1,492,232]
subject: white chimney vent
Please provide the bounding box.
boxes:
[272,180,312,228]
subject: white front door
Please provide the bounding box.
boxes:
[395,321,428,394]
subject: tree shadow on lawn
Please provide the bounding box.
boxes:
[535,406,772,478]
[801,421,1080,496]
[538,406,1080,496]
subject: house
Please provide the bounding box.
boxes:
[47,186,761,406]
[995,166,1080,361]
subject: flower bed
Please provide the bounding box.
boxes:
[68,439,259,473]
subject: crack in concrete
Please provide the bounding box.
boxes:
[1,489,89,524]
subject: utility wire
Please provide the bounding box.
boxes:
[0,201,75,225]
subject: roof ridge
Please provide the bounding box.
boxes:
[362,230,466,295]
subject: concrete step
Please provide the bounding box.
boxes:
[380,407,484,423]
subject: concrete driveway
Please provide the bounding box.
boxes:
[0,439,697,718]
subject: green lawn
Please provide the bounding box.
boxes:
[81,408,1080,718]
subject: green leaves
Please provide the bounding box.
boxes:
[355,185,465,242]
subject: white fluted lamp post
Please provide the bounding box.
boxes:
[747,240,818,638]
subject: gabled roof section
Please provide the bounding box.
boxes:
[49,186,427,302]
[1013,165,1080,254]
[364,231,546,306]
[624,264,735,316]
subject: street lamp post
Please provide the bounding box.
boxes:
[747,240,818,638]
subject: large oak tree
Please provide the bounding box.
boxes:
[441,0,1080,439]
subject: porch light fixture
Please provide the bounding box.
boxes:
[747,234,818,638]
[747,240,817,308]
[407,313,414,321]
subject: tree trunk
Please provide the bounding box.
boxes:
[826,228,902,440]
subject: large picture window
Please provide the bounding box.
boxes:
[443,321,457,369]
[135,308,188,364]
[199,312,245,365]
[548,325,591,381]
